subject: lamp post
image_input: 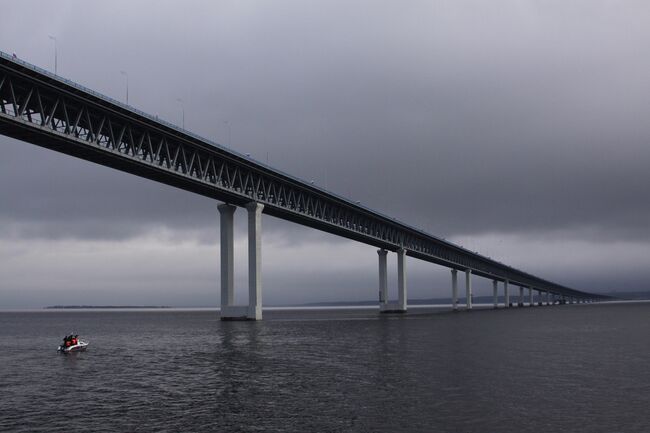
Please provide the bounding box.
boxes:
[48,35,57,75]
[120,71,129,105]
[223,120,231,146]
[176,98,185,129]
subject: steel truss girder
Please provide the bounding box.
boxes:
[0,54,601,300]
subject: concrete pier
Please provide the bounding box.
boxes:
[518,286,524,307]
[451,269,458,311]
[528,287,533,307]
[537,290,543,306]
[219,202,264,321]
[546,291,551,305]
[504,279,510,307]
[397,248,407,311]
[492,280,498,308]
[246,202,263,320]
[465,269,472,310]
[380,248,407,313]
[377,249,388,306]
[218,203,235,314]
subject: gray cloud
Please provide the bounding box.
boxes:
[1,1,649,305]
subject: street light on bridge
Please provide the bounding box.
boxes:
[120,71,129,105]
[176,98,185,129]
[48,35,57,75]
[223,120,231,147]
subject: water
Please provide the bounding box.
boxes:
[0,303,648,432]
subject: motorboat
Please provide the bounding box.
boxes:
[57,334,89,353]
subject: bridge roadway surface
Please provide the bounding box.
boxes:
[0,50,604,304]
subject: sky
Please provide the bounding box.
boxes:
[1,1,649,307]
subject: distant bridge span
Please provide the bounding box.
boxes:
[0,51,604,319]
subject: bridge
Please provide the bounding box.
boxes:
[0,51,605,319]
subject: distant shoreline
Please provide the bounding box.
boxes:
[44,305,171,309]
[27,292,649,310]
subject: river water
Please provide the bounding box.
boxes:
[0,302,648,432]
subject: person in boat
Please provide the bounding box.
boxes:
[62,334,76,348]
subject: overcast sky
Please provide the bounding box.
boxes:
[1,1,649,307]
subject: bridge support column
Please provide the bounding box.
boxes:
[537,290,543,306]
[397,248,407,311]
[451,269,458,311]
[546,291,550,306]
[246,202,264,320]
[218,204,235,315]
[465,269,472,310]
[518,286,524,307]
[219,202,264,321]
[528,287,533,307]
[504,279,510,307]
[377,249,388,307]
[380,249,407,313]
[492,280,498,308]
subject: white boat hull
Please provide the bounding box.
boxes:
[57,341,89,353]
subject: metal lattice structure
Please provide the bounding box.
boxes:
[0,52,601,300]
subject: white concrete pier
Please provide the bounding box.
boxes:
[218,203,235,314]
[451,269,458,311]
[492,280,498,308]
[397,248,407,311]
[246,202,264,320]
[377,249,388,306]
[465,269,472,310]
[380,248,407,313]
[218,202,264,321]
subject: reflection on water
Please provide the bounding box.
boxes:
[0,303,649,432]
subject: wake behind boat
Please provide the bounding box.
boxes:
[57,334,88,353]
